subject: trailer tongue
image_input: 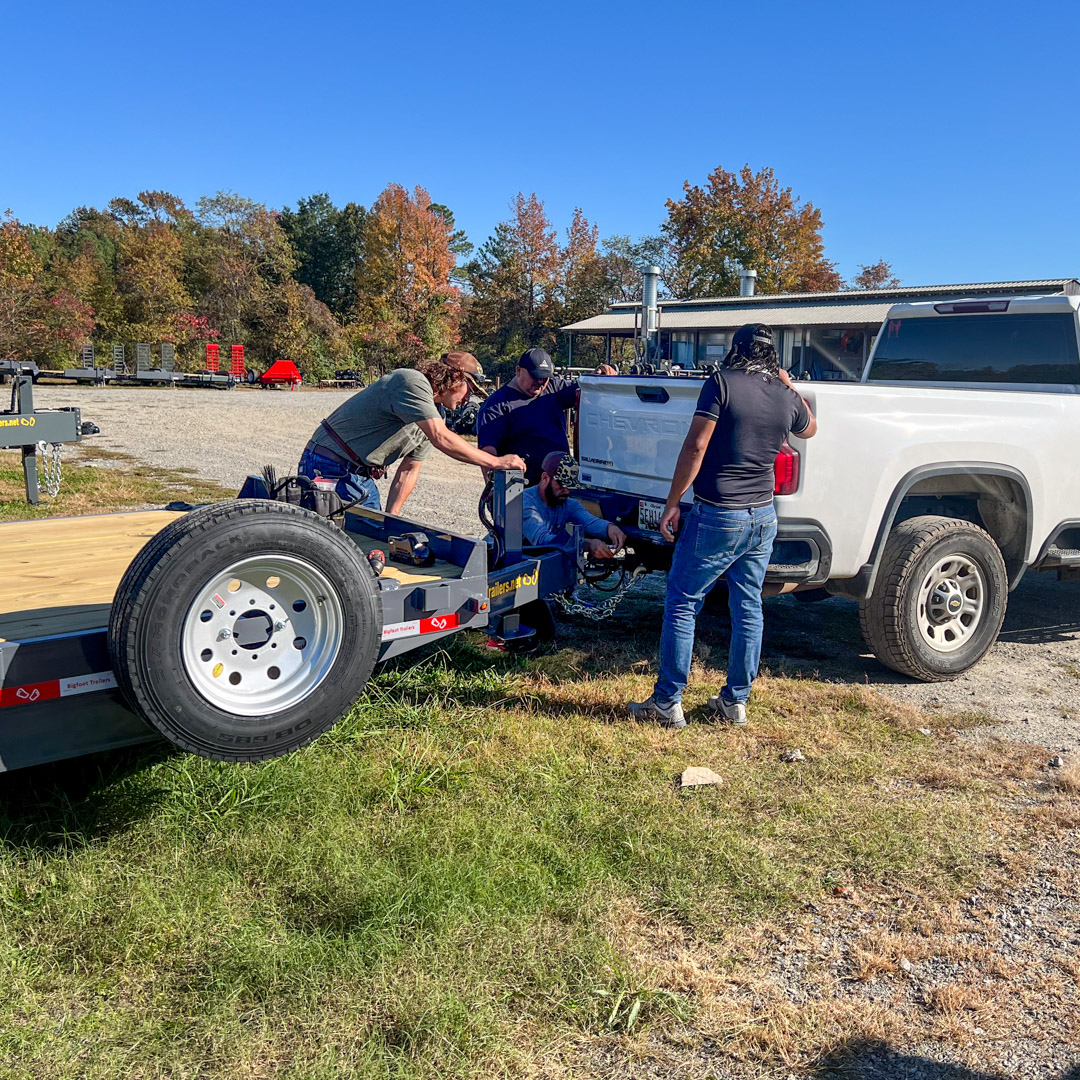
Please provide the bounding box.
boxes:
[0,471,583,770]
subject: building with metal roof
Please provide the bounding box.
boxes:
[561,278,1080,380]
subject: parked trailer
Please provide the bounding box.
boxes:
[0,471,577,771]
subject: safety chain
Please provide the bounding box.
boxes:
[550,565,648,621]
[37,441,63,498]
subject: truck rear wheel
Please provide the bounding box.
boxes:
[109,500,382,762]
[859,515,1007,681]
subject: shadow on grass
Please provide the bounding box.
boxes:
[810,1038,1080,1079]
[0,740,175,851]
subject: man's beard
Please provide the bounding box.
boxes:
[543,486,569,507]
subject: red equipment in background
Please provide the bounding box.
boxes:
[230,345,246,377]
[205,343,220,372]
[257,360,303,389]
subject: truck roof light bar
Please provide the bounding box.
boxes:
[933,300,1010,314]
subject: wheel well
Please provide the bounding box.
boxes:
[893,472,1029,584]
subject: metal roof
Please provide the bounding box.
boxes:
[607,278,1080,310]
[563,301,897,334]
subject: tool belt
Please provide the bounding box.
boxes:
[318,420,387,479]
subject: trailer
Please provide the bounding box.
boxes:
[0,471,584,771]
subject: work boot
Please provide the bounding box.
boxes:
[627,695,686,730]
[706,695,748,726]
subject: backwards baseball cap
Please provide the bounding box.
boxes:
[541,451,579,488]
[730,324,775,354]
[440,351,488,398]
[518,348,554,381]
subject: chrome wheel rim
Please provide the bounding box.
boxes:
[181,555,343,716]
[916,554,985,654]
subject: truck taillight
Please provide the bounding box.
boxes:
[773,441,799,496]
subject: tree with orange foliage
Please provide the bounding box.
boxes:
[462,192,562,360]
[852,259,901,290]
[663,164,842,297]
[355,183,460,371]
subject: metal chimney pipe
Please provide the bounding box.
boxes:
[640,265,660,360]
[739,268,757,297]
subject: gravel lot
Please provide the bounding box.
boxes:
[38,384,1079,756]
[38,384,485,536]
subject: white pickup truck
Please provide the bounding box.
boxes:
[576,293,1080,681]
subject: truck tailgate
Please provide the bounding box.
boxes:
[578,375,699,502]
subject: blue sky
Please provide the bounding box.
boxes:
[4,0,1078,287]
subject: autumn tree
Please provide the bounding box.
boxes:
[852,259,900,290]
[463,192,562,361]
[190,191,296,351]
[108,191,194,346]
[0,212,47,358]
[663,164,842,297]
[354,183,460,372]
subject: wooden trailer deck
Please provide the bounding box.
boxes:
[0,510,187,641]
[0,508,467,643]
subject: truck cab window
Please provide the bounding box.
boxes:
[868,312,1080,384]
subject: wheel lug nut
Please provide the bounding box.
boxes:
[217,629,232,641]
[273,621,285,631]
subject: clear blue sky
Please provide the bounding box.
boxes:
[4,0,1078,287]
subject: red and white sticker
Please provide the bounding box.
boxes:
[0,670,117,709]
[381,613,459,642]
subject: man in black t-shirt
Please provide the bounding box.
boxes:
[628,324,817,730]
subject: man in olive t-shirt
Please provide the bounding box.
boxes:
[298,353,525,515]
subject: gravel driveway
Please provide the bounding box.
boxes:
[38,384,1079,755]
[38,384,485,537]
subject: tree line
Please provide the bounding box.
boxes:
[0,165,898,381]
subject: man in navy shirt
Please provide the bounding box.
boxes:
[477,348,578,485]
[628,324,817,731]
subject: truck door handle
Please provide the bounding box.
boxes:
[635,386,669,403]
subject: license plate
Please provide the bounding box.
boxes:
[638,499,665,531]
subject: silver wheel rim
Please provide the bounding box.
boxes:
[916,554,985,654]
[181,554,344,716]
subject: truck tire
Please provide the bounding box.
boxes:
[109,500,382,762]
[858,515,1007,681]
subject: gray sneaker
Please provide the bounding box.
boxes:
[628,695,686,730]
[707,695,748,726]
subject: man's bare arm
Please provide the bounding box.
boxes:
[776,368,818,438]
[416,417,525,472]
[385,456,422,516]
[658,415,716,541]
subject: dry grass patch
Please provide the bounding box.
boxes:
[0,445,231,520]
[1052,759,1080,794]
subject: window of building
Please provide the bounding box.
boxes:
[805,327,868,381]
[696,331,730,365]
[867,312,1080,384]
[670,331,694,367]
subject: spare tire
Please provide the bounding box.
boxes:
[109,500,382,762]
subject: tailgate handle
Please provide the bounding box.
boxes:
[635,386,669,403]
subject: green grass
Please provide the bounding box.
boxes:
[0,463,1056,1077]
[0,446,231,520]
[0,610,1038,1079]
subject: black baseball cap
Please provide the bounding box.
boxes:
[731,324,774,352]
[518,348,554,380]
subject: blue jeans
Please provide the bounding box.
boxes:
[297,445,381,509]
[654,502,778,707]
